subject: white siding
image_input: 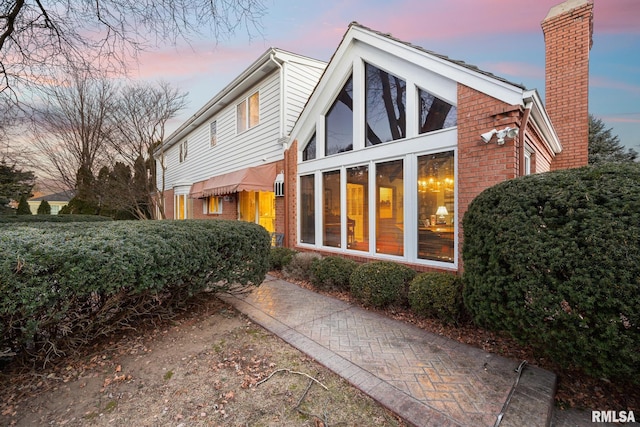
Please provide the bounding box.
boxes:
[160,72,282,189]
[284,62,325,134]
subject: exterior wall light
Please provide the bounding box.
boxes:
[481,126,519,145]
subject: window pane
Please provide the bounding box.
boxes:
[249,92,260,128]
[347,165,368,251]
[365,63,406,146]
[300,175,315,244]
[419,89,457,133]
[239,191,256,222]
[325,76,353,156]
[303,132,316,161]
[210,121,217,147]
[417,151,454,262]
[237,100,247,133]
[323,170,341,247]
[376,160,403,256]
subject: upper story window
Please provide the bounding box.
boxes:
[325,76,353,156]
[418,88,457,134]
[179,140,188,162]
[303,132,316,161]
[365,63,406,146]
[237,91,260,133]
[210,121,217,147]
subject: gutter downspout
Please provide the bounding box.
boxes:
[270,51,286,141]
[519,101,533,176]
[270,50,289,245]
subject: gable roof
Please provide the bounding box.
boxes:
[349,22,527,91]
[290,22,560,154]
[29,190,74,202]
[158,48,326,153]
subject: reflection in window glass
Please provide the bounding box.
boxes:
[365,63,406,146]
[303,132,316,161]
[249,92,260,128]
[323,170,341,247]
[418,89,457,134]
[237,100,247,133]
[347,165,368,251]
[376,160,404,256]
[210,121,217,147]
[325,76,353,156]
[300,175,315,244]
[417,151,454,262]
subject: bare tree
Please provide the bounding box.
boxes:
[32,70,117,194]
[0,0,265,103]
[108,81,188,219]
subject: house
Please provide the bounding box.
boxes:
[28,191,73,215]
[282,0,593,272]
[155,48,327,235]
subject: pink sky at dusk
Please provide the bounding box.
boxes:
[131,0,640,152]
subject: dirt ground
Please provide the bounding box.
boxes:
[0,293,405,427]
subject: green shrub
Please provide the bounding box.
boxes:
[409,273,463,324]
[349,261,416,308]
[0,214,112,223]
[282,252,322,282]
[462,163,640,383]
[310,256,358,291]
[37,200,51,215]
[0,219,270,364]
[268,247,297,271]
[16,195,31,215]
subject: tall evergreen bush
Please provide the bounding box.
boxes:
[463,163,640,383]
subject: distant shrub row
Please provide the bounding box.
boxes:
[0,214,113,224]
[0,220,270,363]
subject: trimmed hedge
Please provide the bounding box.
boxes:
[349,261,416,308]
[268,247,297,271]
[463,163,640,383]
[0,219,270,362]
[0,214,112,223]
[310,256,358,292]
[409,273,463,324]
[282,252,322,282]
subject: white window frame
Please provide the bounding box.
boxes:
[203,196,223,215]
[524,146,533,175]
[296,68,459,269]
[236,91,260,134]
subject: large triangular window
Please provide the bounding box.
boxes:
[325,76,353,156]
[365,63,406,146]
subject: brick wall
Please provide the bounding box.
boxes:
[191,196,238,220]
[542,0,593,170]
[457,84,522,269]
[163,188,175,220]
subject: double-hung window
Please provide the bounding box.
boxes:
[237,91,260,133]
[203,196,223,214]
[210,121,217,147]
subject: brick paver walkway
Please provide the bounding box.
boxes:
[220,275,557,427]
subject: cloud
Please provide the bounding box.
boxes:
[483,62,545,80]
[601,114,640,124]
[131,42,268,81]
[591,76,640,94]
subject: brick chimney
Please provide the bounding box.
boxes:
[542,0,594,170]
